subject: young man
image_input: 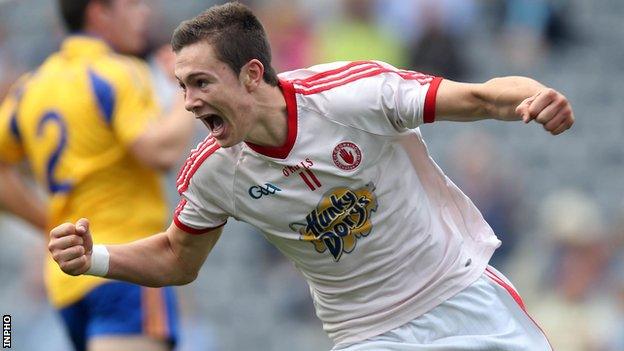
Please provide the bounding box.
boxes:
[48,2,574,350]
[0,0,195,350]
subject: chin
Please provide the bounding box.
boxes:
[213,137,238,148]
[224,141,245,148]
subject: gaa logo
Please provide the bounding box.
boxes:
[248,183,282,199]
[332,141,362,171]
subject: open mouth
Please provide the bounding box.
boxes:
[202,114,225,136]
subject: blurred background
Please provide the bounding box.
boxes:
[0,0,623,350]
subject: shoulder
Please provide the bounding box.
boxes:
[278,61,355,81]
[87,54,156,123]
[278,60,433,96]
[278,60,377,93]
[278,61,439,133]
[90,53,152,93]
[0,71,34,118]
[176,136,237,195]
[3,72,33,100]
[110,54,151,82]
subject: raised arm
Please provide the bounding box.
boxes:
[48,218,222,287]
[435,77,574,135]
[130,94,196,171]
[108,52,196,172]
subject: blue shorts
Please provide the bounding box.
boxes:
[59,281,179,351]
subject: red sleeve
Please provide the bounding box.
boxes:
[423,77,443,124]
[173,198,227,235]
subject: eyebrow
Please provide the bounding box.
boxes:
[177,71,216,82]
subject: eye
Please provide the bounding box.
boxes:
[197,79,209,89]
[178,81,186,92]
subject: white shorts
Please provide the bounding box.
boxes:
[332,266,551,351]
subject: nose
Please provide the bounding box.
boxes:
[184,90,202,114]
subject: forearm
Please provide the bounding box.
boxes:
[50,220,222,286]
[0,165,47,231]
[104,231,198,287]
[435,77,546,122]
[131,96,195,171]
[150,100,196,166]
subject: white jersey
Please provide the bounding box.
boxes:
[174,61,501,345]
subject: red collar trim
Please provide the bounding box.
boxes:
[245,79,298,159]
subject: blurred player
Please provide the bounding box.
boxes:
[49,2,575,350]
[0,0,196,350]
[0,163,46,229]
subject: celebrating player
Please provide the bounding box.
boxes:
[48,2,573,350]
[0,0,195,350]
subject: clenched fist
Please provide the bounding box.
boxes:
[516,88,575,135]
[48,218,93,276]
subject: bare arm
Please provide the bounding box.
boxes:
[435,77,574,135]
[48,218,222,287]
[130,94,196,171]
[0,162,47,231]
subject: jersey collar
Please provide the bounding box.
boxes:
[60,35,112,60]
[245,79,298,159]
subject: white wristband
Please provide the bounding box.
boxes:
[85,245,110,277]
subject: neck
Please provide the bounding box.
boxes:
[246,83,288,147]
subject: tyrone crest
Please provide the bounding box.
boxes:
[332,141,362,171]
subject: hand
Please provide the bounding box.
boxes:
[48,218,93,276]
[515,88,575,135]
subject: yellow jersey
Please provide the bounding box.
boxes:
[0,36,168,307]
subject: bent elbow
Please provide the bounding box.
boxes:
[146,272,196,287]
[138,152,177,172]
[174,270,198,286]
[152,159,176,173]
[131,138,181,172]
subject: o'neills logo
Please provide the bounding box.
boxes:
[332,141,362,171]
[289,183,377,262]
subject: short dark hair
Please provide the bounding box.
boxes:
[171,2,279,86]
[57,0,110,32]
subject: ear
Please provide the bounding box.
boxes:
[240,59,265,92]
[86,0,112,29]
